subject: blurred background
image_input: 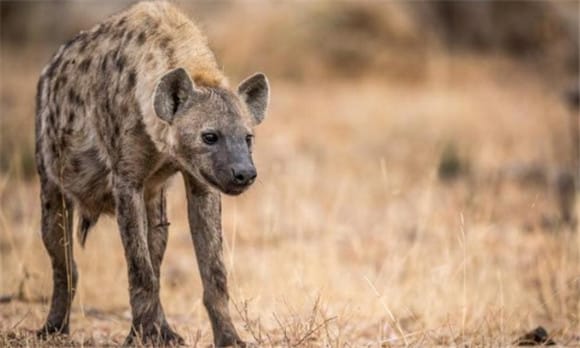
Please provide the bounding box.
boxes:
[1,1,579,346]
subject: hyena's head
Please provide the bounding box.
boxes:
[154,68,269,195]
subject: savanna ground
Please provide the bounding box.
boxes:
[1,1,579,347]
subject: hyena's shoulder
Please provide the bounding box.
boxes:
[36,1,227,156]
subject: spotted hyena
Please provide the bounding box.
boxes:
[35,2,269,346]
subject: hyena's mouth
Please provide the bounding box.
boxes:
[200,170,247,196]
[200,170,221,190]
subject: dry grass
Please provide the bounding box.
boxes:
[1,1,579,347]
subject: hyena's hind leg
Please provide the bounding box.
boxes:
[146,188,184,344]
[37,174,78,337]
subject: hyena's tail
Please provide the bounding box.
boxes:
[77,215,98,247]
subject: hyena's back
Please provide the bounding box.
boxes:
[36,2,226,227]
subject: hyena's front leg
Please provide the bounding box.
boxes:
[114,179,181,346]
[183,174,244,347]
[145,188,184,344]
[37,175,77,337]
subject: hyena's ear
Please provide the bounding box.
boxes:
[154,67,195,124]
[238,73,269,125]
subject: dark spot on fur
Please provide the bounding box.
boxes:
[68,88,83,106]
[35,77,44,119]
[47,112,54,126]
[59,133,69,149]
[68,111,75,123]
[113,124,120,137]
[137,31,146,45]
[68,89,76,103]
[112,45,123,60]
[167,47,176,67]
[126,30,134,42]
[101,54,109,72]
[130,119,147,137]
[127,70,136,91]
[103,99,112,115]
[145,53,153,62]
[127,257,142,281]
[79,39,90,53]
[116,54,126,72]
[45,55,62,79]
[117,17,127,28]
[109,135,116,150]
[43,201,51,211]
[120,104,129,116]
[159,36,171,49]
[143,16,160,31]
[60,60,70,73]
[63,38,76,50]
[210,265,228,294]
[79,58,92,73]
[71,156,82,173]
[54,75,67,92]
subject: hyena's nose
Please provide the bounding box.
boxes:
[231,166,257,186]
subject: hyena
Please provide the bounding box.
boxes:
[35,2,269,346]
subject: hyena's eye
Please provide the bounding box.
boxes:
[202,132,219,145]
[246,134,254,147]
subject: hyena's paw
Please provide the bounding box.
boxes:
[158,325,185,346]
[215,331,247,348]
[123,324,184,347]
[35,321,69,338]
